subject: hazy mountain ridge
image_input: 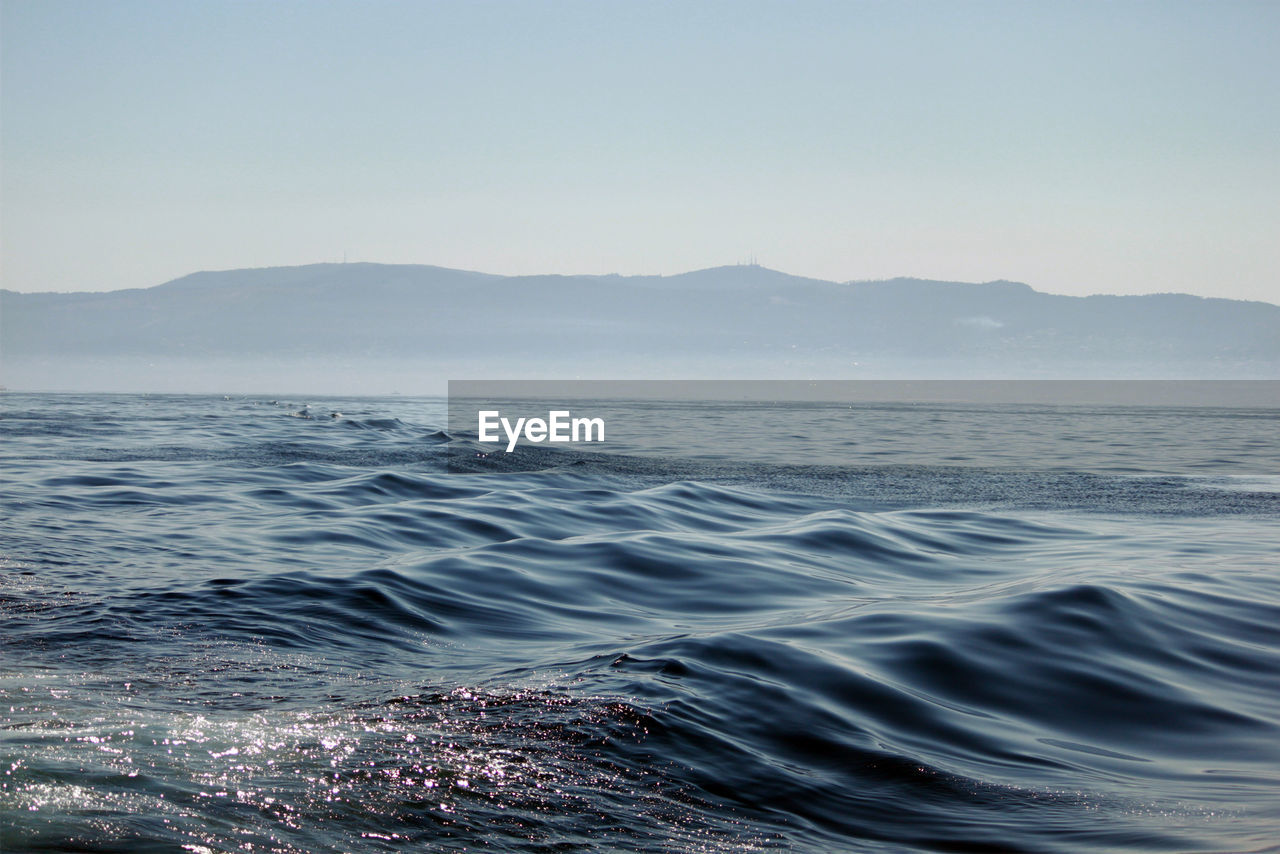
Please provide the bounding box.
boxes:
[2,263,1277,388]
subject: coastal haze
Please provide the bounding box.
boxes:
[3,262,1278,393]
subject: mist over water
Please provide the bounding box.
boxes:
[3,392,1279,852]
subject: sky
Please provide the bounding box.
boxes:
[2,0,1277,302]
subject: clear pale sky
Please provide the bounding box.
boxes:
[2,0,1277,301]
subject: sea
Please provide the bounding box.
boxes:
[2,388,1278,853]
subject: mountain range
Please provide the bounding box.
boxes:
[2,263,1277,391]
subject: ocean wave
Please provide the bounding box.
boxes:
[3,394,1279,852]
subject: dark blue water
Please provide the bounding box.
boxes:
[3,393,1279,853]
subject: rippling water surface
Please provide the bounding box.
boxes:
[2,393,1278,853]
